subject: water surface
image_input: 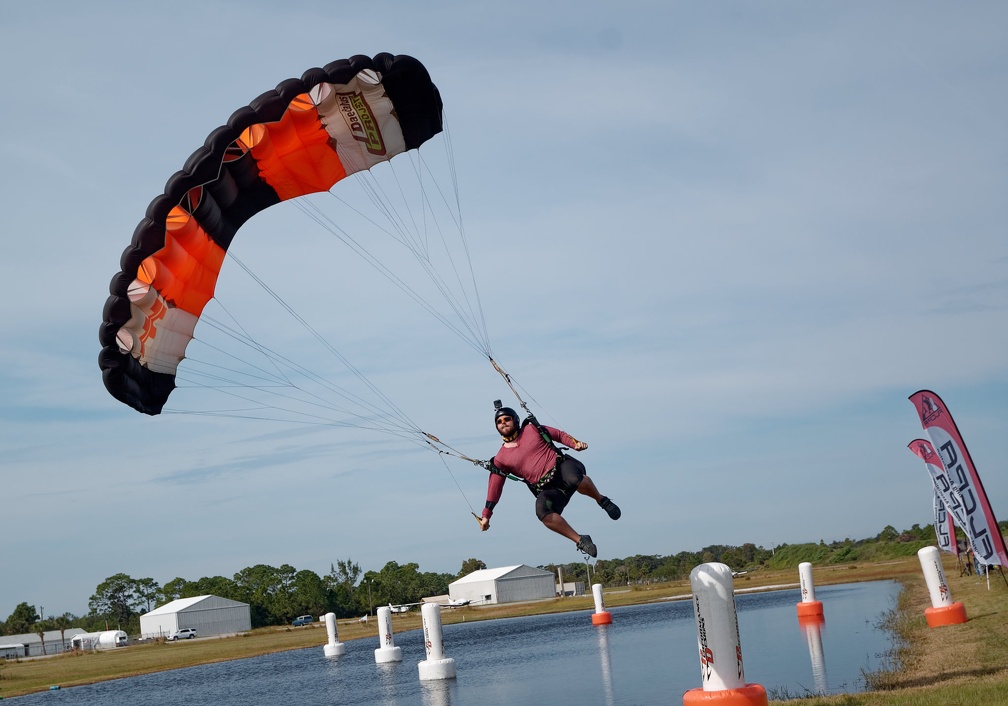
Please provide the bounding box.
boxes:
[11,580,899,705]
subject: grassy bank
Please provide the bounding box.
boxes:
[1,557,1004,702]
[782,559,1008,705]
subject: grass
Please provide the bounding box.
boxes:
[1,556,1005,702]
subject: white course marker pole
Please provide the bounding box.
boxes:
[591,583,613,625]
[796,562,824,619]
[417,603,456,681]
[322,612,346,658]
[917,546,968,627]
[374,605,403,663]
[683,563,767,706]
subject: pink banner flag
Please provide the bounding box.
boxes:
[909,438,961,556]
[933,490,958,556]
[909,390,1008,566]
[908,438,968,531]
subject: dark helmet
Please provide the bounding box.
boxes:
[494,404,519,429]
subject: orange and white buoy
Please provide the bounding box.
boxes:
[591,583,613,625]
[917,546,967,627]
[682,563,768,706]
[796,562,824,619]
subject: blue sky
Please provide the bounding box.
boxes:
[2,2,1006,619]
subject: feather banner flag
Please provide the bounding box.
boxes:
[933,490,958,556]
[911,437,963,552]
[909,390,1008,566]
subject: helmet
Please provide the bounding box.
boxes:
[494,405,519,428]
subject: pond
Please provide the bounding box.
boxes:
[11,580,900,705]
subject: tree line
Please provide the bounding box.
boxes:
[0,558,468,638]
[4,521,996,638]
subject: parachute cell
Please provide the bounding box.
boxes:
[99,53,444,415]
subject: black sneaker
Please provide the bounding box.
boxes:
[576,534,597,558]
[599,496,621,520]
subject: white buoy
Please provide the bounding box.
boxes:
[917,546,967,627]
[796,562,824,619]
[374,606,403,663]
[322,612,346,658]
[417,603,456,681]
[591,583,613,625]
[683,562,767,706]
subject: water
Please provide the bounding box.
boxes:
[11,580,899,705]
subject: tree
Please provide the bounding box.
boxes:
[189,576,241,600]
[458,558,486,577]
[233,563,298,626]
[292,570,329,618]
[89,573,140,627]
[877,525,899,542]
[34,619,52,655]
[52,613,74,650]
[162,577,188,602]
[134,577,161,612]
[327,559,361,590]
[4,602,40,635]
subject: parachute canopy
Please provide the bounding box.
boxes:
[99,53,444,415]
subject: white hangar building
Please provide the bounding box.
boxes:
[140,595,251,640]
[448,565,556,605]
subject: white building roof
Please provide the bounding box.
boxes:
[2,628,86,645]
[145,595,248,616]
[452,565,522,584]
[451,564,552,585]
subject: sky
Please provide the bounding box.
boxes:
[2,1,1007,620]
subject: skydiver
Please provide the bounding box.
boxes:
[477,403,620,557]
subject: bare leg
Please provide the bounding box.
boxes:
[576,475,603,502]
[580,476,620,520]
[541,512,581,543]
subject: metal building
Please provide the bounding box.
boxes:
[0,628,86,657]
[139,595,251,640]
[448,565,556,605]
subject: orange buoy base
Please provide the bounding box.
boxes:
[796,600,824,618]
[798,613,825,629]
[591,611,612,626]
[683,684,768,706]
[925,601,967,628]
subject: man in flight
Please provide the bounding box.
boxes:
[478,402,620,557]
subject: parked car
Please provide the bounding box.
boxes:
[167,628,197,641]
[292,615,315,627]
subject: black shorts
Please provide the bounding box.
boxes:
[534,455,586,521]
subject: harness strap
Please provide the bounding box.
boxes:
[528,466,557,494]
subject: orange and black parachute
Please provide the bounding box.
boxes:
[99,53,443,415]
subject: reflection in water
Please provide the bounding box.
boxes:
[800,617,828,695]
[375,662,400,706]
[596,624,615,706]
[420,677,454,706]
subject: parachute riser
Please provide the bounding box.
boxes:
[488,356,571,458]
[489,356,534,419]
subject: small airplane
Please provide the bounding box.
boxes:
[389,602,421,613]
[445,598,471,607]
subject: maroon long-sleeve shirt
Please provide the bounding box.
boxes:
[481,423,577,519]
